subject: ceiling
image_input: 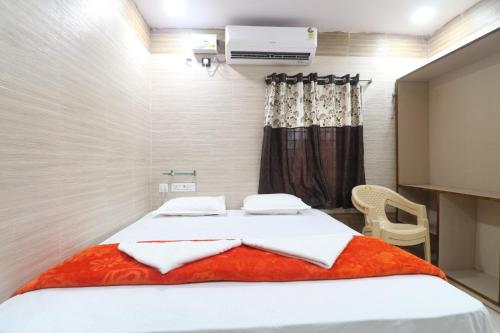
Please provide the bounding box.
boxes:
[133,0,480,36]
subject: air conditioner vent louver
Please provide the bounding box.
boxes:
[230,51,311,61]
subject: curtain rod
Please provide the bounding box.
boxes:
[265,75,372,84]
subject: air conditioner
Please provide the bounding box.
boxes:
[225,25,317,65]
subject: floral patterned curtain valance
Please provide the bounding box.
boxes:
[259,73,365,209]
[264,73,362,128]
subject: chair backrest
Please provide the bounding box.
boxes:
[352,185,391,223]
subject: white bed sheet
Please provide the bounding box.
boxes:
[0,209,494,333]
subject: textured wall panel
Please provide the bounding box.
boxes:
[429,0,500,57]
[150,29,427,58]
[150,33,426,208]
[0,0,151,301]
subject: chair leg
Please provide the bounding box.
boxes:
[424,236,431,262]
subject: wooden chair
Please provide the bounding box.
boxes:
[351,185,431,262]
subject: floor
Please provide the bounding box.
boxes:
[450,281,500,332]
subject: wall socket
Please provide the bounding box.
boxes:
[159,183,169,193]
[171,182,196,192]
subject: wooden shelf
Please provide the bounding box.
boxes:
[446,269,499,304]
[396,28,500,308]
[398,184,500,202]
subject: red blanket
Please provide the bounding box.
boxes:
[16,236,445,295]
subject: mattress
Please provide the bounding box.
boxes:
[0,209,494,333]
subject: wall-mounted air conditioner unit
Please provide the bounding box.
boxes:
[225,25,317,65]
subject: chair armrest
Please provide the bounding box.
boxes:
[387,196,429,228]
[352,196,372,215]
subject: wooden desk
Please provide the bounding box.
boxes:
[398,184,500,307]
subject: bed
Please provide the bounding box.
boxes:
[0,209,494,333]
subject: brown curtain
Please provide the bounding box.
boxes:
[258,73,365,208]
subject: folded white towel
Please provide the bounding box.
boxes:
[243,234,353,269]
[118,239,242,274]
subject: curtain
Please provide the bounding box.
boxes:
[258,73,365,209]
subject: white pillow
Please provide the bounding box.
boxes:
[156,196,226,216]
[242,193,311,215]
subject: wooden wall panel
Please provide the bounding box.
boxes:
[429,0,500,57]
[429,50,500,191]
[342,33,427,58]
[123,0,151,50]
[438,194,477,270]
[0,0,151,301]
[475,200,500,279]
[397,81,430,185]
[150,30,426,208]
[428,47,500,282]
